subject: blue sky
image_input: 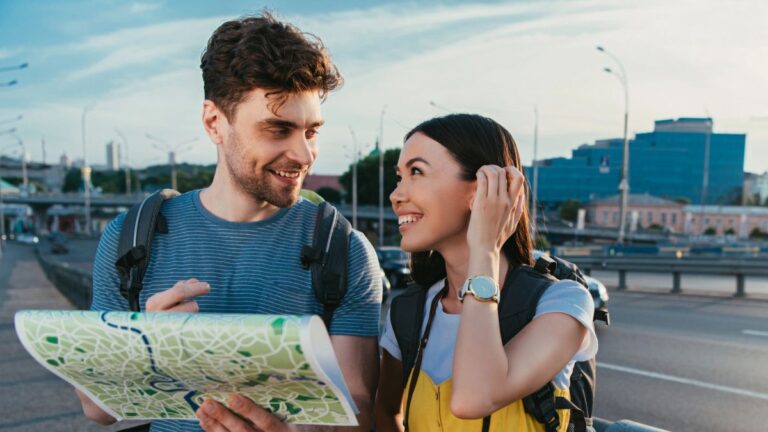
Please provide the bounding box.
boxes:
[1,0,767,175]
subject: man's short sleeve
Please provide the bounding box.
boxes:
[328,230,382,337]
[90,213,130,311]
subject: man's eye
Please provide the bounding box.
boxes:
[271,129,290,137]
[306,129,318,139]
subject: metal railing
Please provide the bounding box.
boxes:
[564,255,768,297]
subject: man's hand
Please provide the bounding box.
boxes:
[145,278,210,312]
[197,395,296,432]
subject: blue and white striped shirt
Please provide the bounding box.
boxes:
[90,190,382,432]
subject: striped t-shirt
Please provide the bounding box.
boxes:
[90,190,382,432]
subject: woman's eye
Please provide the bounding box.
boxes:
[411,167,423,175]
[395,174,402,183]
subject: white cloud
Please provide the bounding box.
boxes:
[130,2,162,14]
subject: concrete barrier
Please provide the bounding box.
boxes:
[35,247,92,309]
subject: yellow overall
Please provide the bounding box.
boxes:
[403,369,571,431]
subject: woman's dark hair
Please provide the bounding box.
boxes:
[200,12,342,120]
[405,113,534,287]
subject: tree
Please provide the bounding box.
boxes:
[703,227,717,236]
[724,228,736,235]
[750,228,768,239]
[559,199,581,223]
[316,187,342,204]
[338,148,400,205]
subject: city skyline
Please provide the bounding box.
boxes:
[1,0,766,175]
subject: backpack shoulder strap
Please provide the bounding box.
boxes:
[498,265,557,344]
[389,283,428,386]
[301,201,352,329]
[115,189,180,312]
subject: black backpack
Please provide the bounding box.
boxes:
[390,254,603,432]
[114,189,352,324]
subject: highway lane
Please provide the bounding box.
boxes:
[594,291,768,431]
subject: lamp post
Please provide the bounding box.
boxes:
[146,134,198,191]
[597,46,630,244]
[81,104,96,236]
[0,115,22,126]
[348,127,360,229]
[532,106,539,229]
[378,106,386,246]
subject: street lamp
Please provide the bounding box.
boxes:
[146,134,198,191]
[597,45,630,244]
[81,104,96,236]
[378,105,386,247]
[531,106,540,228]
[0,63,28,73]
[0,115,22,126]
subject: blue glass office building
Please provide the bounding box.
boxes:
[526,118,745,206]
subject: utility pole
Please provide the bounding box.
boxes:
[378,106,386,247]
[349,127,359,229]
[531,106,539,229]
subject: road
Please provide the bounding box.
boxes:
[593,291,768,431]
[0,242,144,431]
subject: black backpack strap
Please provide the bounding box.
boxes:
[402,285,446,432]
[115,189,179,312]
[301,201,351,329]
[389,284,428,386]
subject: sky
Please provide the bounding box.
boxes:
[0,0,767,175]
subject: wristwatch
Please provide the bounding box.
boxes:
[458,275,500,303]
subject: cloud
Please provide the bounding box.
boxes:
[130,2,162,14]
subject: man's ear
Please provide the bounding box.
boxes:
[202,100,227,145]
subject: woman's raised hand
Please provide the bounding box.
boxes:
[467,165,526,254]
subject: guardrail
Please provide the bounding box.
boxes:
[563,255,768,297]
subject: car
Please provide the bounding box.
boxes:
[375,246,411,289]
[15,233,39,245]
[585,275,610,325]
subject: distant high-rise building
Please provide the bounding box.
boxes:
[106,141,121,171]
[60,153,72,169]
[525,118,745,206]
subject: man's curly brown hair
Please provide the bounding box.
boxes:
[200,12,342,120]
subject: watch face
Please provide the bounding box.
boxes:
[471,277,497,299]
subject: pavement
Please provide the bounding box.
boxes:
[0,241,144,432]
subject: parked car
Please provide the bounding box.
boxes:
[375,246,411,289]
[15,233,39,245]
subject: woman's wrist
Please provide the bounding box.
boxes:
[467,247,500,282]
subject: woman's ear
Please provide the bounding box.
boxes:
[467,180,478,210]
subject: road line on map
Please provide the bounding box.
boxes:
[597,362,768,401]
[742,329,768,337]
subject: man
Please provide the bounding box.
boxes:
[77,13,382,432]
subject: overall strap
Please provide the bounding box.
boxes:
[403,285,447,432]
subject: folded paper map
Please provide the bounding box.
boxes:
[15,311,358,425]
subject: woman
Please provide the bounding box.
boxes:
[375,114,598,432]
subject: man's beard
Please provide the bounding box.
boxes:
[224,133,303,208]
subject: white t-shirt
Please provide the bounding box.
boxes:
[380,278,598,389]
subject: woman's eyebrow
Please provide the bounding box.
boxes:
[405,157,430,168]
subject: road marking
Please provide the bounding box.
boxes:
[597,362,768,401]
[742,329,768,338]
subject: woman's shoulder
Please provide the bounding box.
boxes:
[535,279,594,322]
